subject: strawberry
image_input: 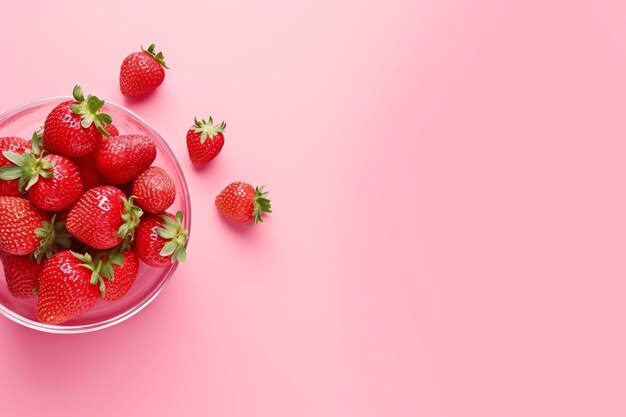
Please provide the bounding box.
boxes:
[132,166,176,213]
[93,249,139,301]
[135,211,188,267]
[74,155,105,190]
[120,44,168,97]
[36,251,100,324]
[0,136,30,196]
[186,116,226,165]
[66,186,143,250]
[0,252,43,299]
[42,85,113,158]
[0,138,83,211]
[215,182,272,224]
[0,197,70,257]
[94,134,156,184]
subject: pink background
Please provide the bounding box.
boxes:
[1,0,625,415]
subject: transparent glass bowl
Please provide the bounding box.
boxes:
[0,97,191,334]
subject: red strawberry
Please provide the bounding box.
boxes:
[42,85,113,158]
[186,116,226,165]
[120,44,168,97]
[0,136,30,196]
[135,211,188,267]
[132,166,176,213]
[36,251,100,324]
[66,186,143,249]
[28,155,82,211]
[74,155,105,190]
[95,249,139,301]
[215,182,272,224]
[0,139,83,211]
[0,197,70,257]
[0,197,46,255]
[94,134,156,184]
[0,252,43,299]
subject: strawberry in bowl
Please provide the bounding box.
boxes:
[0,90,191,333]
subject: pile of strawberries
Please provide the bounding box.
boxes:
[0,85,188,324]
[0,44,272,326]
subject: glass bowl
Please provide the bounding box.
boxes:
[0,96,191,334]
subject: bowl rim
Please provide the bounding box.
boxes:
[0,95,192,334]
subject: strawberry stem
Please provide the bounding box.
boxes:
[141,43,169,69]
[252,186,272,224]
[32,215,72,263]
[116,196,143,249]
[0,128,51,189]
[193,116,226,144]
[72,251,107,296]
[156,211,188,264]
[70,85,113,137]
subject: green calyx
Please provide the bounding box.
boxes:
[72,249,124,296]
[70,85,113,137]
[141,43,169,69]
[252,185,272,224]
[0,130,52,192]
[193,116,226,144]
[33,215,72,263]
[32,127,44,152]
[252,186,272,224]
[116,196,143,249]
[156,211,188,264]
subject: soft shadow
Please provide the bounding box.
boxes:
[217,212,259,236]
[121,88,161,106]
[191,158,222,175]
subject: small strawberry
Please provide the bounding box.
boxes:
[0,252,44,299]
[66,186,143,250]
[36,251,100,324]
[42,85,113,158]
[0,197,70,257]
[120,44,168,97]
[215,182,272,224]
[93,249,139,301]
[132,166,176,213]
[135,211,188,267]
[0,136,30,196]
[94,134,156,184]
[186,116,226,165]
[0,135,83,211]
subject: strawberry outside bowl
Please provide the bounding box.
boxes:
[0,96,191,334]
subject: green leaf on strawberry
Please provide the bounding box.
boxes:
[31,128,43,155]
[193,116,226,143]
[0,142,53,192]
[142,43,169,69]
[156,210,188,263]
[72,247,134,297]
[252,186,272,224]
[70,85,114,137]
[116,196,143,249]
[72,251,107,295]
[33,214,72,263]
